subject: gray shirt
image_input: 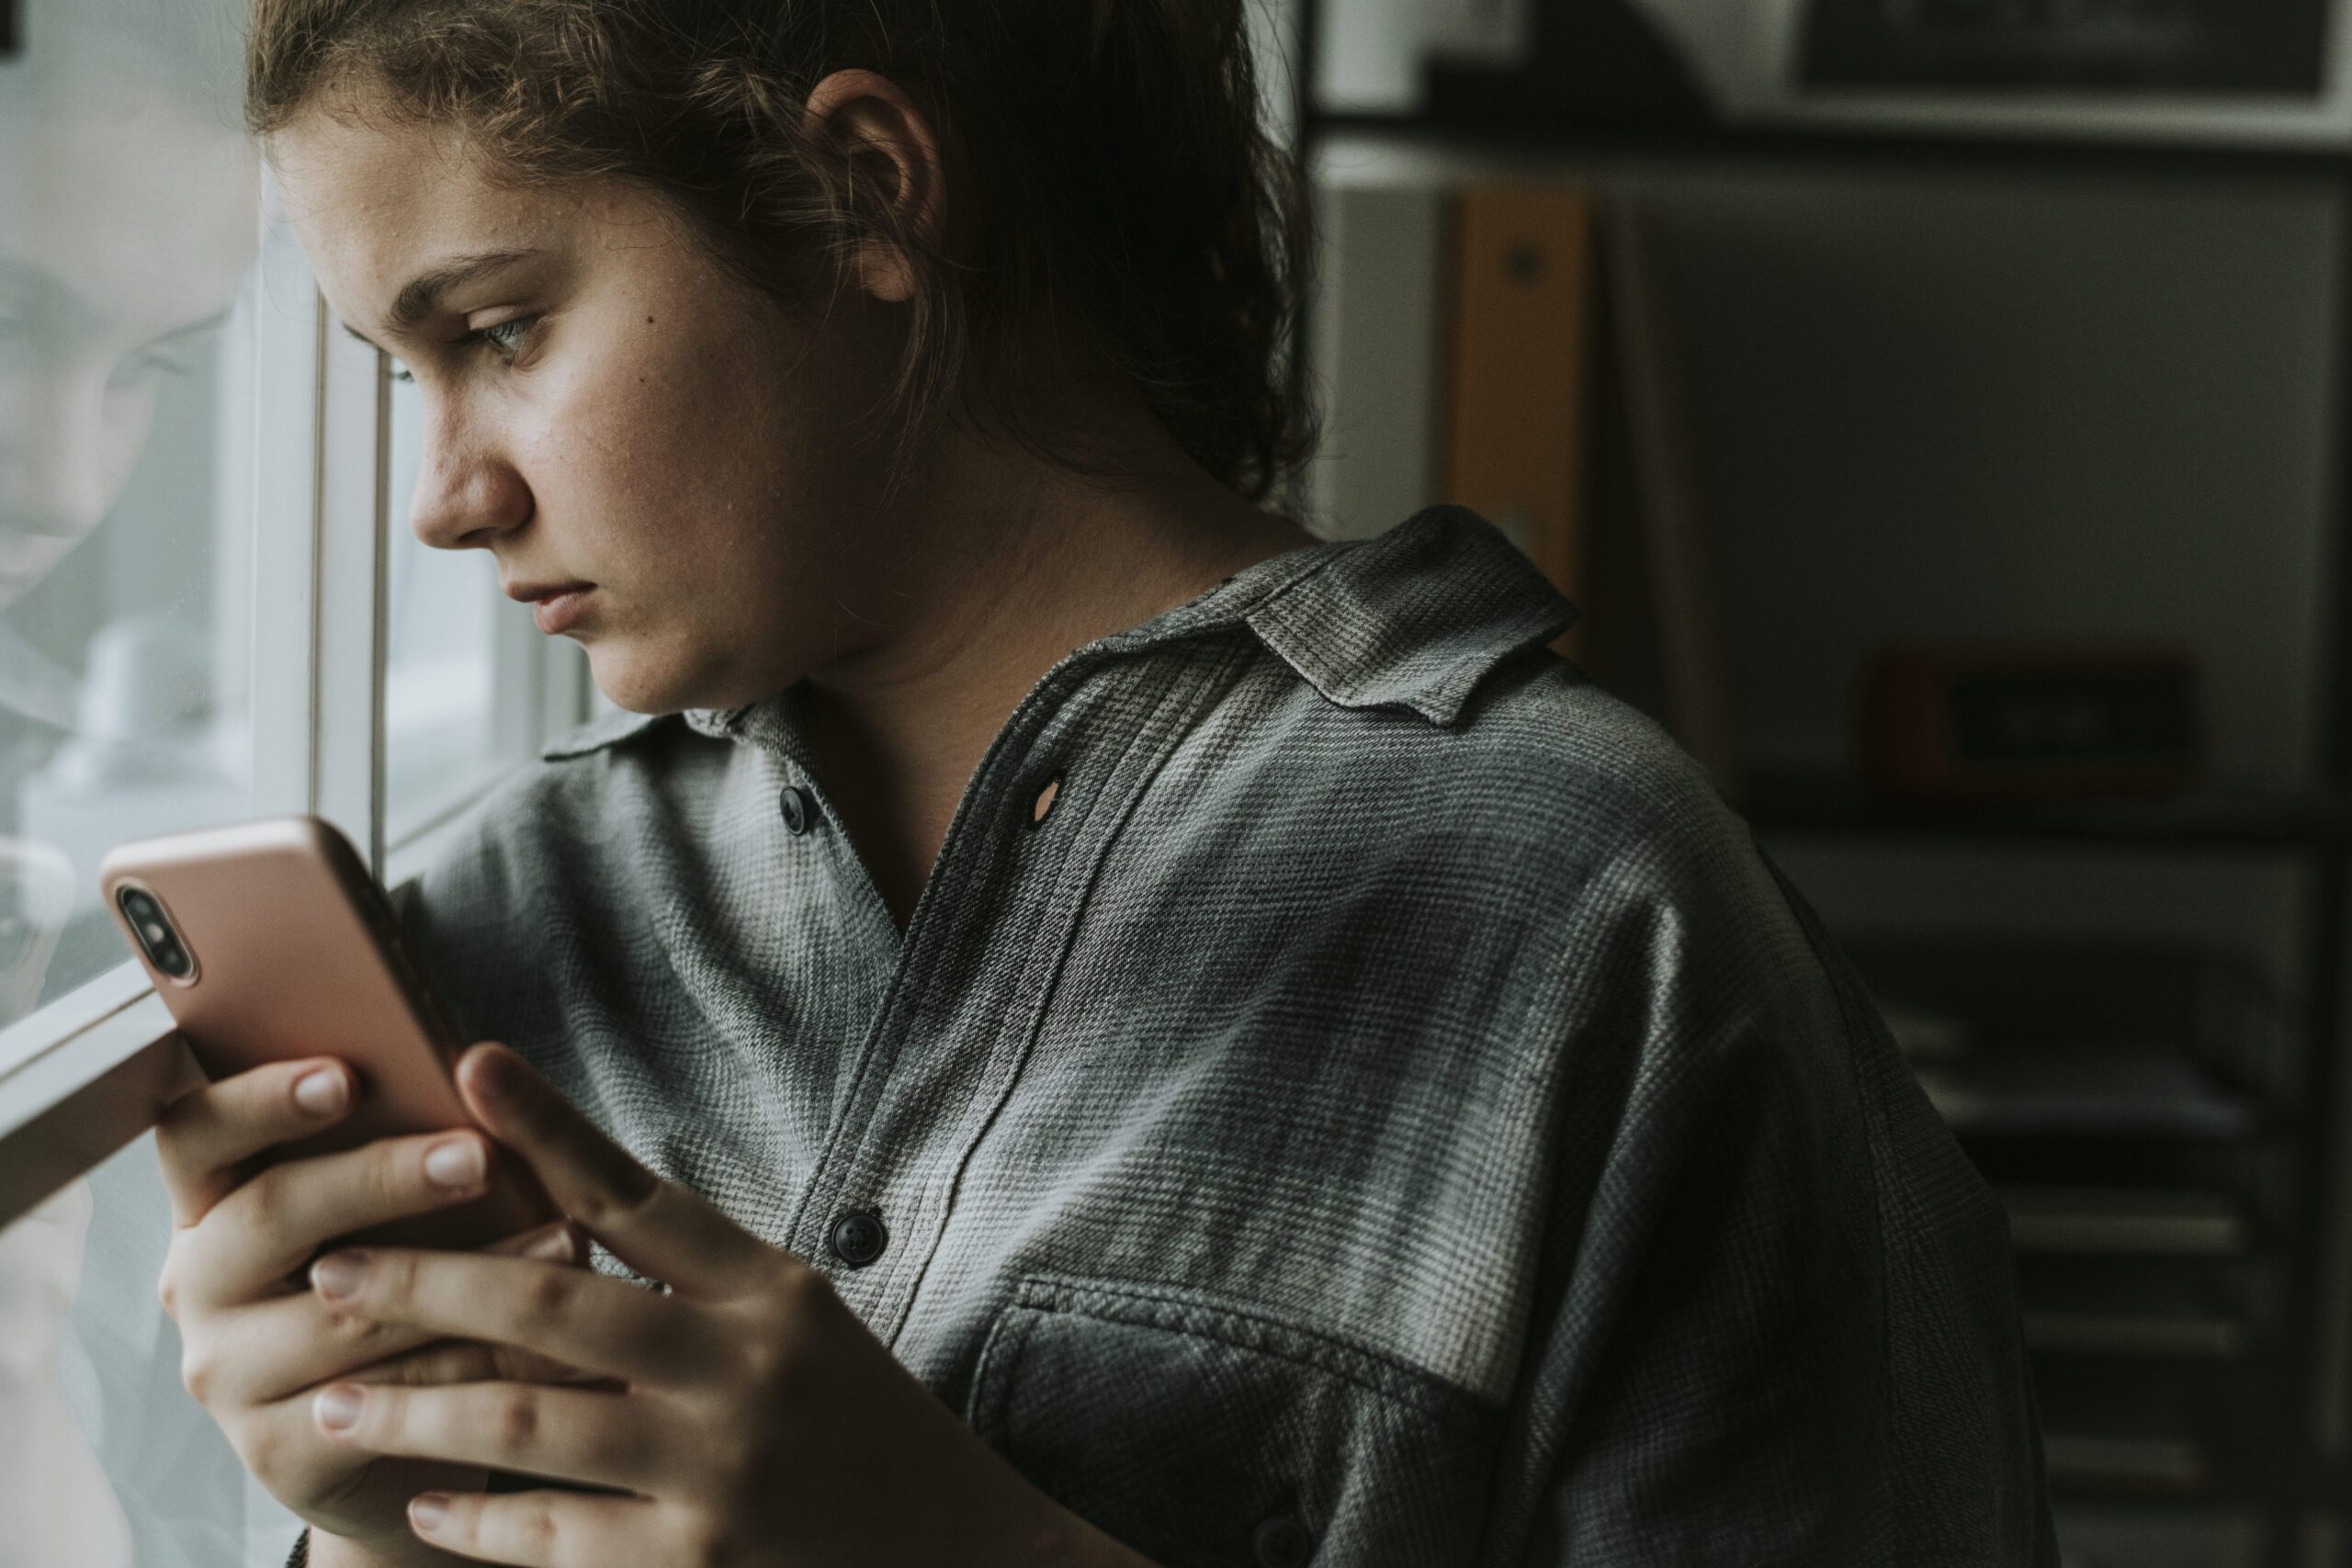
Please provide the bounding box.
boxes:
[395,503,2058,1566]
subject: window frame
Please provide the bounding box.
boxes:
[0,228,580,1231]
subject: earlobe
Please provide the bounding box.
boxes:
[855,234,920,305]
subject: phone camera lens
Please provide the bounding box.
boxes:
[118,886,194,980]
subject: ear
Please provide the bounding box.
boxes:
[801,68,944,306]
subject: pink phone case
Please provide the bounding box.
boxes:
[99,815,554,1250]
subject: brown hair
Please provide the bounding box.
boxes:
[246,0,1317,504]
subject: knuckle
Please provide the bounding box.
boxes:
[372,1142,421,1210]
[179,1343,220,1405]
[571,1179,653,1235]
[324,1305,393,1354]
[494,1388,541,1451]
[520,1497,562,1558]
[521,1264,576,1327]
[365,1387,406,1446]
[364,1247,413,1308]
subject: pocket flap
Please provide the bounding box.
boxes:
[968,1273,1501,1568]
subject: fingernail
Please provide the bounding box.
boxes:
[313,1383,363,1432]
[472,1043,533,1101]
[520,1225,575,1264]
[410,1493,449,1531]
[293,1068,347,1117]
[424,1136,487,1192]
[311,1249,367,1301]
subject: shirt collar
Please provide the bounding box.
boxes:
[1188,503,1577,727]
[548,505,1574,761]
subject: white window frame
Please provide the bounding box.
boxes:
[0,234,584,1231]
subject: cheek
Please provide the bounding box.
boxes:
[541,344,816,570]
[0,365,155,539]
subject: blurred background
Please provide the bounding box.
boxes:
[1278,2,2352,1564]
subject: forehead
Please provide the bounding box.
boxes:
[268,102,561,319]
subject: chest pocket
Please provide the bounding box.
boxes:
[966,1272,1503,1568]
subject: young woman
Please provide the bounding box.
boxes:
[153,3,2058,1565]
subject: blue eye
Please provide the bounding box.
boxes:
[385,315,539,387]
[482,318,535,351]
[473,315,539,360]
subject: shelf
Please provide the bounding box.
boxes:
[1308,108,2352,184]
[1998,1189,2252,1258]
[1737,776,2352,851]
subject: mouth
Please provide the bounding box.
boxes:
[504,580,597,637]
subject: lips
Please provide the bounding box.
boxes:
[530,588,594,636]
[503,580,597,637]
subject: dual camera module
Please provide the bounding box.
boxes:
[117,885,195,979]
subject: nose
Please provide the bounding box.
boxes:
[407,400,532,551]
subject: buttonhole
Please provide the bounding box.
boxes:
[1029,774,1063,829]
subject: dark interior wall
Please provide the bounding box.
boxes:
[1628,162,2341,790]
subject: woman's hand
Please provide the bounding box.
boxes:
[153,1056,588,1566]
[302,1042,1157,1568]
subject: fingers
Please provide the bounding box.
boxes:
[455,1043,783,1298]
[186,1223,586,1405]
[171,1128,500,1310]
[307,1244,715,1386]
[155,1058,356,1227]
[315,1380,662,1495]
[361,1335,605,1392]
[404,1489,658,1568]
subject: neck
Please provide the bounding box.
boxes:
[789,388,1315,926]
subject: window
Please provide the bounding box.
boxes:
[383,376,589,852]
[0,5,582,1560]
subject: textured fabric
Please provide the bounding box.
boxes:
[392,503,2058,1567]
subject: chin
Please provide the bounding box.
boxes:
[583,646,695,716]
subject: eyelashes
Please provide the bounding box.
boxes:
[389,315,542,385]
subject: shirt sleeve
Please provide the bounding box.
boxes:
[1479,840,2060,1564]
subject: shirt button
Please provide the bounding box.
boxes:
[1252,1514,1313,1568]
[779,784,815,836]
[829,1208,888,1268]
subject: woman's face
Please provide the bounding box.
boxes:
[0,92,255,609]
[273,101,910,716]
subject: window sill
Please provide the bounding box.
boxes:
[0,964,191,1229]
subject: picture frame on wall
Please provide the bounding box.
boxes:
[1801,0,2334,96]
[1680,0,2352,148]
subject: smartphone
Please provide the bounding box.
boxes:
[98,815,555,1250]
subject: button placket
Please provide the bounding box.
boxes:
[781,645,1249,1345]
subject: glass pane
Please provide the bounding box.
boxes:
[4,1148,300,1568]
[384,373,505,844]
[1,0,262,1032]
[2,0,301,1561]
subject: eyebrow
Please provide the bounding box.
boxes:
[149,309,235,346]
[344,247,541,349]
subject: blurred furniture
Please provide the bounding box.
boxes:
[1291,5,2352,1563]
